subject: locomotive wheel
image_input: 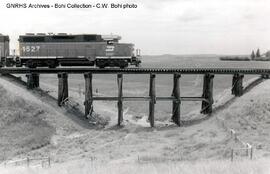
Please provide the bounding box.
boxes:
[15,61,22,67]
[47,60,57,68]
[119,60,128,69]
[26,60,37,68]
[96,60,106,68]
[49,64,56,68]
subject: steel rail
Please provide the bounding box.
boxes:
[0,67,270,74]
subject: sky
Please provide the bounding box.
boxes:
[0,0,269,55]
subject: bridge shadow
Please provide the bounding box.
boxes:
[212,77,264,114]
[243,77,264,94]
[0,74,99,130]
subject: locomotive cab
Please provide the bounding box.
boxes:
[95,35,140,68]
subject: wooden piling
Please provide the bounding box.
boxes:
[26,74,33,89]
[172,73,181,126]
[33,74,39,88]
[232,74,237,95]
[232,74,244,97]
[84,73,93,118]
[237,74,244,96]
[117,74,123,126]
[26,73,39,89]
[201,73,214,114]
[149,73,156,127]
[58,73,68,106]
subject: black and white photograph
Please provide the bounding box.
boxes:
[0,0,269,173]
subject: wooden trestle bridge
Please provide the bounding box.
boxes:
[1,67,269,127]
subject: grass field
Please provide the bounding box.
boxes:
[1,158,269,174]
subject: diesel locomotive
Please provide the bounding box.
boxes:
[2,33,141,68]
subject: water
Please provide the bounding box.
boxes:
[39,55,270,120]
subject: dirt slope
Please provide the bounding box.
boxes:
[0,77,86,162]
[215,79,270,158]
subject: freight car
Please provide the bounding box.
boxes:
[0,34,10,65]
[13,33,141,68]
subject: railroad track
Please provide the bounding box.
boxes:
[1,67,270,74]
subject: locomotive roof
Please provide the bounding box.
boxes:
[18,34,105,43]
[0,35,9,42]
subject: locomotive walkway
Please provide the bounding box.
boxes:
[0,67,269,127]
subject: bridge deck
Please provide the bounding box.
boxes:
[1,67,270,74]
